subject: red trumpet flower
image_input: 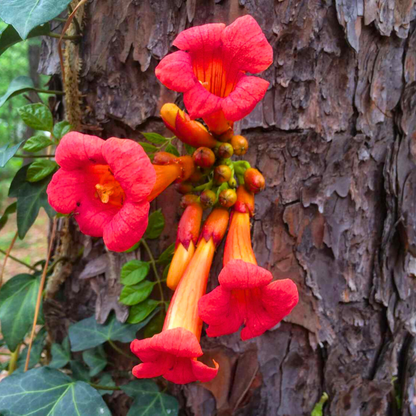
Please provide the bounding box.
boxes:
[47,132,156,252]
[155,15,273,135]
[198,187,298,340]
[131,208,229,384]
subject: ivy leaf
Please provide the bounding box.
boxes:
[97,373,116,396]
[82,345,107,377]
[23,134,53,152]
[0,76,34,108]
[165,143,180,156]
[26,159,57,182]
[127,299,160,324]
[49,338,71,369]
[0,23,50,56]
[68,312,156,352]
[0,274,43,352]
[9,164,55,238]
[157,243,175,265]
[70,360,90,382]
[16,327,47,371]
[0,0,72,39]
[0,367,111,415]
[120,260,150,286]
[119,281,155,306]
[121,380,179,416]
[18,103,53,132]
[0,140,24,168]
[144,311,165,339]
[144,210,165,239]
[53,120,72,140]
[138,141,158,154]
[141,132,168,145]
[0,202,16,231]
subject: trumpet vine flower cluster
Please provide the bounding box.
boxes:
[47,15,299,385]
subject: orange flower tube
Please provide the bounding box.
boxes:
[147,154,194,201]
[199,187,299,340]
[160,103,218,148]
[167,202,203,290]
[131,208,229,384]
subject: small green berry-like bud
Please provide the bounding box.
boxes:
[219,189,237,208]
[214,165,232,185]
[200,189,217,209]
[180,194,199,209]
[193,147,216,168]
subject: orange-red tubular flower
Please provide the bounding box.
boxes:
[147,154,195,201]
[161,104,218,148]
[131,208,229,384]
[167,202,203,290]
[199,187,299,341]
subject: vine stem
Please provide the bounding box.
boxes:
[88,382,121,391]
[8,344,21,375]
[140,239,164,304]
[14,154,55,158]
[108,340,139,362]
[24,218,58,372]
[47,32,81,41]
[0,232,18,289]
[0,248,36,271]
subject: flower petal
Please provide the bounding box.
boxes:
[173,23,225,52]
[221,15,273,73]
[155,51,197,92]
[55,132,105,170]
[183,82,223,119]
[103,201,150,252]
[221,76,269,121]
[102,138,156,202]
[132,355,173,379]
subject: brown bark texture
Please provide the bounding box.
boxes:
[39,0,416,415]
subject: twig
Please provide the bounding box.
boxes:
[0,232,18,288]
[140,239,164,303]
[88,382,121,391]
[0,248,37,271]
[24,218,57,372]
[47,32,81,41]
[35,89,65,96]
[58,0,88,83]
[13,154,55,158]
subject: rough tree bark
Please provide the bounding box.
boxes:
[39,0,416,415]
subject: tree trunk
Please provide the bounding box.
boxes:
[39,1,416,415]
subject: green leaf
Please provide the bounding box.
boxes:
[0,367,111,415]
[157,243,175,265]
[0,202,16,231]
[68,313,156,352]
[53,120,72,140]
[165,143,180,156]
[121,380,179,416]
[127,299,160,324]
[144,311,165,339]
[0,274,43,352]
[26,159,57,182]
[70,360,90,382]
[0,23,50,56]
[311,392,328,416]
[119,281,155,306]
[142,132,168,145]
[23,134,53,152]
[184,143,196,155]
[97,373,116,397]
[138,141,158,154]
[120,260,150,286]
[0,76,34,108]
[18,103,53,132]
[0,140,23,167]
[0,0,72,39]
[82,345,107,377]
[9,164,55,238]
[16,327,47,371]
[144,210,165,239]
[49,338,71,369]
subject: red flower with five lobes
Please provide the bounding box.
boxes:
[131,208,229,384]
[167,202,203,290]
[198,187,299,340]
[155,15,273,135]
[47,132,156,252]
